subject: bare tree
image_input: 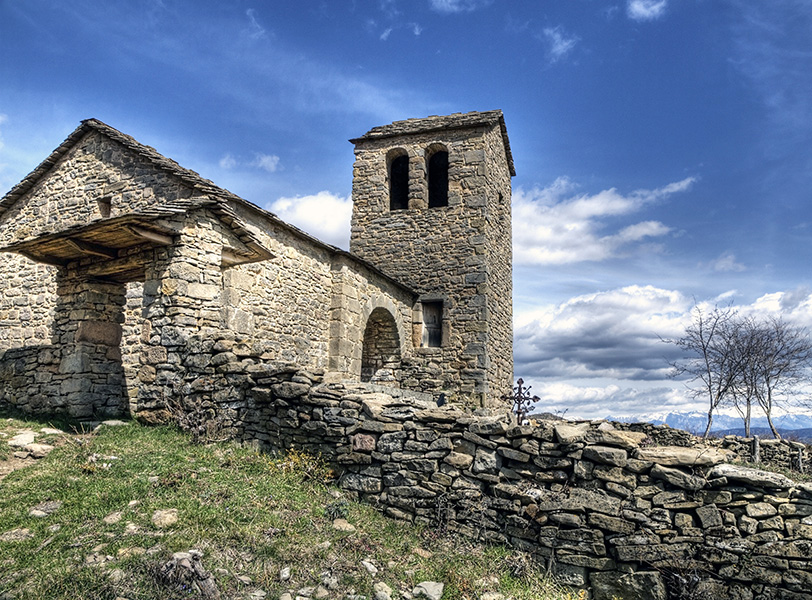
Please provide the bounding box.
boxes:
[664,305,743,438]
[745,317,812,439]
[730,316,759,437]
[667,309,812,439]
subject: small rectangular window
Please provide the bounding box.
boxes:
[421,301,443,347]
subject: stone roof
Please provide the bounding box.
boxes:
[0,118,418,296]
[350,110,515,176]
[0,119,237,216]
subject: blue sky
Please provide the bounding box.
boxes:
[2,0,812,418]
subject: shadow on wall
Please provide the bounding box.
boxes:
[0,344,127,419]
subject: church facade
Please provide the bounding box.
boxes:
[0,111,514,418]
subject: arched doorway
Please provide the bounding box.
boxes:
[361,307,401,382]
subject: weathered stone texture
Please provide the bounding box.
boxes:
[0,129,195,248]
[349,112,514,407]
[0,254,56,351]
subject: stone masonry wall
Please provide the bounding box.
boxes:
[482,124,513,401]
[350,118,513,407]
[145,339,812,600]
[0,254,57,351]
[0,130,196,248]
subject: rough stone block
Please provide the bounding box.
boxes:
[583,445,628,468]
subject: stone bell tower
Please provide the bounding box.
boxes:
[349,110,515,407]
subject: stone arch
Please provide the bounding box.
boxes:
[360,307,401,383]
[358,294,409,383]
[387,148,409,211]
[426,143,449,208]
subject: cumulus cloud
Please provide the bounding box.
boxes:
[252,153,280,173]
[514,285,812,418]
[515,285,691,382]
[269,191,352,249]
[542,26,579,63]
[512,176,695,265]
[219,152,280,173]
[627,0,668,21]
[429,0,492,14]
[529,382,694,420]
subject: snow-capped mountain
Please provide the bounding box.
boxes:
[606,410,812,436]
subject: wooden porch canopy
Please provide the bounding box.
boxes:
[0,118,274,282]
[0,205,272,282]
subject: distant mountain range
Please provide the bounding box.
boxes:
[605,411,812,442]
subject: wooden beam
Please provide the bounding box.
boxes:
[126,225,174,246]
[16,250,65,267]
[65,238,118,260]
[221,249,244,266]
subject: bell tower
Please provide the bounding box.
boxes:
[349,111,515,407]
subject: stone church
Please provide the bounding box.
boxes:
[0,111,514,419]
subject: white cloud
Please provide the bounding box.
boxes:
[529,382,694,420]
[542,26,579,63]
[269,191,352,249]
[712,252,746,272]
[429,0,491,14]
[514,284,812,417]
[219,153,281,173]
[253,153,280,173]
[219,154,237,169]
[512,176,695,266]
[627,0,668,21]
[515,284,691,381]
[410,23,423,36]
[380,27,393,41]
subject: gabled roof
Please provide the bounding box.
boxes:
[0,118,419,296]
[0,118,273,262]
[349,110,515,176]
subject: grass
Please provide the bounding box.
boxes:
[0,415,586,600]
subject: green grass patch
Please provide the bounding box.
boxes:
[0,417,585,599]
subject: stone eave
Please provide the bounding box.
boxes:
[349,110,516,177]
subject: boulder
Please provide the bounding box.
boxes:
[587,427,648,449]
[583,445,628,468]
[554,422,590,444]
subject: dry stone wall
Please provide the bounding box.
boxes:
[143,339,812,600]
